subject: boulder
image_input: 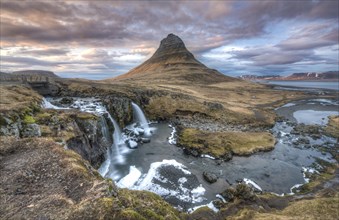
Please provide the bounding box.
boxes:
[141,137,151,143]
[203,171,218,183]
[59,97,74,105]
[127,140,138,149]
[21,124,41,137]
[221,187,236,202]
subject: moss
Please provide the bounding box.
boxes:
[23,115,36,124]
[35,112,53,124]
[118,209,147,220]
[118,189,180,219]
[76,112,98,120]
[40,125,53,137]
[178,128,275,158]
[139,209,164,220]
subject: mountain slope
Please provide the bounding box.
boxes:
[110,34,237,84]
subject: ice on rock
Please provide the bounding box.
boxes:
[243,178,262,192]
[117,166,142,188]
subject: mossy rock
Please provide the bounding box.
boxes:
[76,112,98,121]
[35,112,53,124]
[23,115,36,124]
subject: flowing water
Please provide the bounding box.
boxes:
[131,102,151,136]
[42,97,339,211]
[264,80,339,91]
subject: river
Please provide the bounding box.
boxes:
[263,80,339,91]
[42,97,339,211]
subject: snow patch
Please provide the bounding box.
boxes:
[201,154,216,160]
[281,103,296,108]
[243,178,262,192]
[188,201,219,213]
[216,194,226,203]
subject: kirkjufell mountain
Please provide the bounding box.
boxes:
[111,34,238,83]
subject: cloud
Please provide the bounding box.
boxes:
[19,48,70,56]
[277,23,338,50]
[0,0,338,78]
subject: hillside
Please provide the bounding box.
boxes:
[111,34,237,84]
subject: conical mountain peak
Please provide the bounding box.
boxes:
[158,33,187,52]
[150,33,193,61]
[111,34,237,83]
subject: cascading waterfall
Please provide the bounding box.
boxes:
[100,115,111,144]
[131,102,151,136]
[98,111,126,179]
[41,97,156,181]
[41,97,68,109]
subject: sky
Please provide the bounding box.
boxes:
[0,0,338,79]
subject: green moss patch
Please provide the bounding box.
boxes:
[23,115,36,124]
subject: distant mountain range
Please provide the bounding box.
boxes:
[240,71,339,81]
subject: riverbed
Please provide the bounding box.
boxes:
[43,97,338,211]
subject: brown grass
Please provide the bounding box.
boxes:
[0,85,41,111]
[178,128,275,158]
[325,115,339,139]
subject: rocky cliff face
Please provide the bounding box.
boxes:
[0,100,111,169]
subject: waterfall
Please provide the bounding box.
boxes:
[41,97,127,180]
[98,111,125,179]
[131,102,151,136]
[41,97,68,109]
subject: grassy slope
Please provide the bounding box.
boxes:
[325,115,339,139]
[179,128,275,158]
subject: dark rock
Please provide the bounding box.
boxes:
[66,116,111,169]
[203,171,218,183]
[215,159,223,165]
[21,123,41,137]
[236,179,243,183]
[221,187,236,202]
[222,151,233,161]
[235,183,256,201]
[140,137,151,143]
[190,149,199,157]
[59,97,74,105]
[203,101,224,110]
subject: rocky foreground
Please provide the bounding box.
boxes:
[1,81,338,219]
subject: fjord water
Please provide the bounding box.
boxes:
[266,80,339,90]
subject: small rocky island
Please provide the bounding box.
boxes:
[1,34,338,219]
